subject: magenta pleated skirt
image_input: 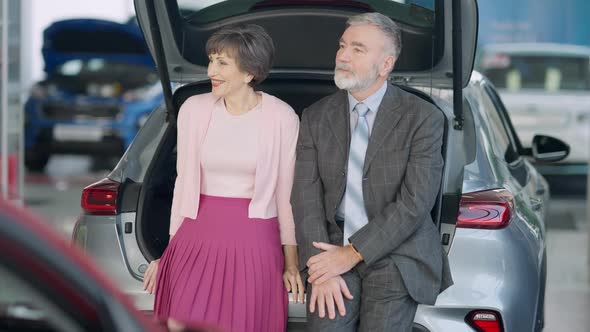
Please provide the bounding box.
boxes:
[154,195,288,332]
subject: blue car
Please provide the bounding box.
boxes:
[24,18,162,171]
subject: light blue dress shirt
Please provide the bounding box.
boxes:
[336,81,388,220]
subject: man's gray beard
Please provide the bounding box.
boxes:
[334,67,380,93]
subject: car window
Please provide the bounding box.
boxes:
[482,54,590,92]
[0,265,83,332]
[114,104,168,182]
[482,83,526,154]
[478,84,520,164]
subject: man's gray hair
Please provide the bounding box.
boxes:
[346,12,402,59]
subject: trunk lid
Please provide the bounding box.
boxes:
[133,0,478,88]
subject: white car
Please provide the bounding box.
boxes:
[479,43,590,177]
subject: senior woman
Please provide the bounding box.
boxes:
[142,24,304,332]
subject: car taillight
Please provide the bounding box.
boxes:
[456,189,513,229]
[465,310,504,332]
[81,178,120,215]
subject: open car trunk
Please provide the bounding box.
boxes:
[135,78,340,258]
[134,77,474,263]
[131,0,478,261]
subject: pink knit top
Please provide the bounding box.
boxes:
[169,92,298,245]
[198,100,296,245]
[200,103,260,199]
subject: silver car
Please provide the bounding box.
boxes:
[73,1,568,331]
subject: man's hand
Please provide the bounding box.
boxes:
[309,276,353,319]
[307,242,362,285]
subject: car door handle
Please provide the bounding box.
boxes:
[530,198,542,211]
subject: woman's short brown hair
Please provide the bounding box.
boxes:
[206,24,275,86]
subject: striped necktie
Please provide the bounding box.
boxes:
[343,102,370,244]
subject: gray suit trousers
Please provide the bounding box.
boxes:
[306,260,418,332]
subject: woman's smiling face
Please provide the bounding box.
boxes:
[207,52,253,98]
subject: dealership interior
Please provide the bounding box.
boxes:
[0,0,588,331]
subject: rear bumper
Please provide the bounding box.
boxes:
[75,215,543,331]
[432,224,545,332]
[32,128,125,155]
[24,97,148,152]
[73,214,151,304]
[414,306,492,332]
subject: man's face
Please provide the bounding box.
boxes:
[334,24,391,93]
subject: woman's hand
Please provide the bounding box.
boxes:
[143,235,172,295]
[283,245,305,303]
[283,264,305,303]
[143,258,160,294]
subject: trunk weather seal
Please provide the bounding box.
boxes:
[143,0,176,124]
[452,0,463,130]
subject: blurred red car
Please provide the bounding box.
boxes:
[0,199,220,332]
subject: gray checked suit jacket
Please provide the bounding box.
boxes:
[292,84,453,305]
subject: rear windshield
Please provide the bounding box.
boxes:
[481,54,590,92]
[171,0,442,73]
[177,0,436,27]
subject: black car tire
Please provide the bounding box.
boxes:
[25,147,50,172]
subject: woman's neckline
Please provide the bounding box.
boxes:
[222,92,263,117]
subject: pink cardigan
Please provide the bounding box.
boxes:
[170,92,299,245]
